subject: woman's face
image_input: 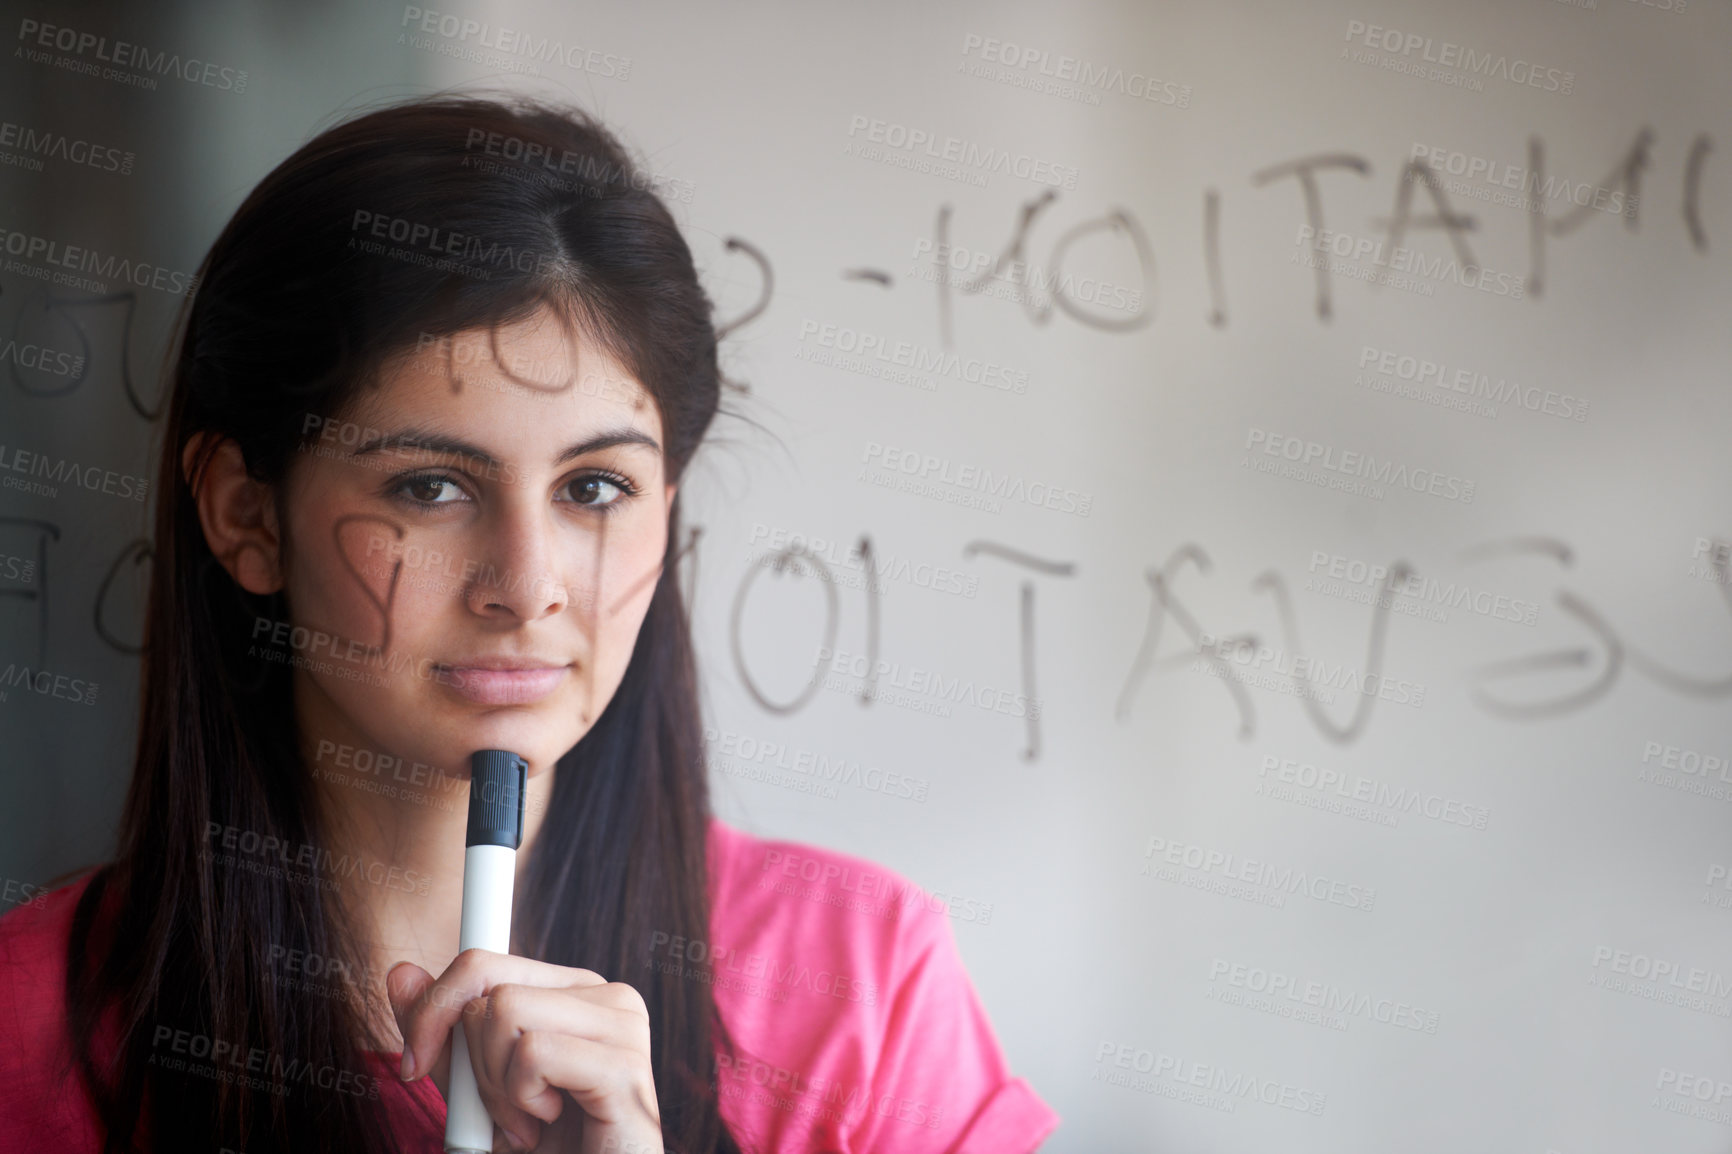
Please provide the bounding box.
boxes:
[275,306,674,780]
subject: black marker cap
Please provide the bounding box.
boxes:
[466,750,528,849]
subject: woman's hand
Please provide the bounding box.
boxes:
[388,951,664,1154]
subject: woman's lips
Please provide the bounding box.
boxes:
[438,664,570,705]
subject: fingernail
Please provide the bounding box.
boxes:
[400,1050,415,1081]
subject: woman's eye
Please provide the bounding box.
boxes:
[397,475,466,504]
[567,474,632,509]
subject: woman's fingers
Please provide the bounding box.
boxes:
[458,996,560,1149]
[448,994,546,1153]
[394,949,606,1087]
[386,960,452,1093]
[500,1031,660,1132]
[391,952,659,1151]
[469,982,651,1124]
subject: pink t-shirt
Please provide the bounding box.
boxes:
[0,817,1059,1153]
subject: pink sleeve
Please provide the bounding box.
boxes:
[845,907,1059,1154]
[703,820,1060,1154]
[0,879,106,1153]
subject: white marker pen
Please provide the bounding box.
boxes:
[445,749,529,1154]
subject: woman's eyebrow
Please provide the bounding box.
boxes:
[349,427,663,467]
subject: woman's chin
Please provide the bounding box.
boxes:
[421,721,584,778]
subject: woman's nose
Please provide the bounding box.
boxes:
[464,505,575,622]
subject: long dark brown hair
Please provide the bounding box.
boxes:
[60,94,744,1153]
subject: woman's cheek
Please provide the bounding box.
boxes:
[595,540,664,676]
[285,514,447,701]
[321,513,414,646]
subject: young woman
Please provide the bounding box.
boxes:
[0,97,1059,1154]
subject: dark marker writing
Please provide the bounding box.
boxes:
[330,514,404,654]
[1250,153,1373,321]
[93,537,150,655]
[1683,133,1712,253]
[1203,189,1226,328]
[729,543,837,715]
[853,534,880,706]
[962,540,1075,761]
[1249,562,1413,744]
[714,236,772,341]
[1374,160,1477,282]
[1117,544,1256,740]
[10,291,161,419]
[0,517,58,667]
[1526,130,1652,297]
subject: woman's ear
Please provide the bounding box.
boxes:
[182,431,284,595]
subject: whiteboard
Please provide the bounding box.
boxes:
[2,1,1730,1150]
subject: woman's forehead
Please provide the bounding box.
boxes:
[356,313,660,441]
